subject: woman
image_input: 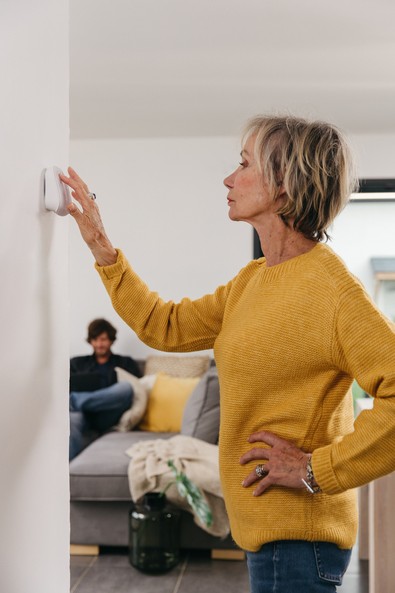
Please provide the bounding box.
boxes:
[61,116,395,593]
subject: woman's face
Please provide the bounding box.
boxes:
[224,135,276,225]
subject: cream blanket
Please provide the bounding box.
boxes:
[126,435,230,538]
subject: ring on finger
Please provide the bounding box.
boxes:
[255,464,269,478]
[87,192,96,200]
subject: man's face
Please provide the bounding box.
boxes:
[90,332,113,358]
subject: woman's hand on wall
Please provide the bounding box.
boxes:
[240,431,310,495]
[60,167,118,266]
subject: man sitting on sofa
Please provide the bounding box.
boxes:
[69,318,142,460]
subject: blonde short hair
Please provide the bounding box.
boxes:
[243,115,358,241]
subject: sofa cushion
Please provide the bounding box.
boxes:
[70,431,176,501]
[144,355,210,378]
[138,373,199,432]
[115,369,156,431]
[181,368,220,444]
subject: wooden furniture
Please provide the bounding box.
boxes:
[373,270,395,301]
[371,257,395,303]
[356,398,395,593]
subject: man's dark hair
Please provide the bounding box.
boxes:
[87,319,117,343]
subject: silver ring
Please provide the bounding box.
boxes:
[255,464,268,478]
[87,192,96,200]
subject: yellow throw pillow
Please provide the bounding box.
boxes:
[138,373,200,432]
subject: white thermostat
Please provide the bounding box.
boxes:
[43,166,71,216]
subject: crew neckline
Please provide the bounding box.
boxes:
[258,242,325,280]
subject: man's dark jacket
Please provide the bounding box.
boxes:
[70,353,142,392]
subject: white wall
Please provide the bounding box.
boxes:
[0,2,70,592]
[70,133,395,358]
[69,136,251,357]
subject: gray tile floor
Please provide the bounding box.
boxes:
[71,546,368,593]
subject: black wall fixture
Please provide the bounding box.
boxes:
[351,178,395,201]
[253,229,264,259]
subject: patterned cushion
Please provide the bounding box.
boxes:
[145,355,210,378]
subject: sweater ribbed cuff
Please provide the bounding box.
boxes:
[311,445,344,495]
[94,248,127,279]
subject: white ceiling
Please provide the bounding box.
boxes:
[70,0,395,139]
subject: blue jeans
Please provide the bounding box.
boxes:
[246,540,352,593]
[69,411,88,460]
[69,381,133,460]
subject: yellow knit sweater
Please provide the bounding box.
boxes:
[96,243,395,551]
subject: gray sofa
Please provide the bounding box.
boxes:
[69,360,239,553]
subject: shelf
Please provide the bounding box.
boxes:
[370,258,395,301]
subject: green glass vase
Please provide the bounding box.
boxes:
[129,492,181,574]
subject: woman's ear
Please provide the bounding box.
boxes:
[275,184,287,204]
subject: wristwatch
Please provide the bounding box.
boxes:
[302,454,322,494]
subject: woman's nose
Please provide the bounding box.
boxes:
[224,170,236,189]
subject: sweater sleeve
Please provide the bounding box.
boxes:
[312,283,395,494]
[95,249,233,352]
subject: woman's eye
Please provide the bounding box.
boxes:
[239,161,247,168]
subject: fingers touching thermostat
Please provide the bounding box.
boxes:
[43,166,71,216]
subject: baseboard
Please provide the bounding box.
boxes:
[211,549,245,561]
[70,544,100,556]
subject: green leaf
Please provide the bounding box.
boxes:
[166,460,213,527]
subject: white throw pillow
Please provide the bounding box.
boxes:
[115,367,156,431]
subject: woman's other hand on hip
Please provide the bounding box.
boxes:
[240,431,310,496]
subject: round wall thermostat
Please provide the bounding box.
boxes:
[43,166,71,216]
